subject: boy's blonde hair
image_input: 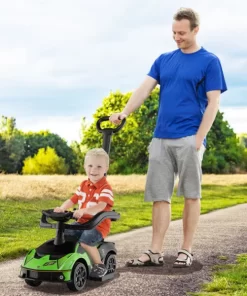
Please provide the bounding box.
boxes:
[84,148,109,166]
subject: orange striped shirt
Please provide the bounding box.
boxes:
[70,177,114,238]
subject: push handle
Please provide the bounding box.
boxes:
[40,209,120,229]
[96,116,126,154]
[96,116,126,134]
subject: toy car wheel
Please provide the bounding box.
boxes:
[105,253,117,274]
[67,261,87,291]
[25,279,42,287]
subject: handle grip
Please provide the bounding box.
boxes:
[96,116,126,134]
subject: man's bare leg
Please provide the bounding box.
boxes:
[176,198,200,263]
[138,201,171,262]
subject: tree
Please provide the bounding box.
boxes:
[81,89,247,174]
[22,147,69,175]
[21,131,77,174]
[70,141,88,174]
[203,112,246,173]
[238,133,247,148]
[0,115,78,174]
[0,116,16,136]
[81,89,159,174]
[0,116,25,173]
[0,136,9,173]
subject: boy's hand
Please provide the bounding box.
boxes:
[73,209,85,219]
[54,207,65,213]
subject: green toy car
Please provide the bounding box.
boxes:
[19,209,120,291]
[19,116,125,292]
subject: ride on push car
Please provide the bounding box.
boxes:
[19,116,125,292]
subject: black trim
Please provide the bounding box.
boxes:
[20,267,65,282]
[196,76,205,92]
[35,239,78,259]
[195,76,205,113]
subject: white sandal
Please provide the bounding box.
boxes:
[173,249,193,268]
[126,250,164,267]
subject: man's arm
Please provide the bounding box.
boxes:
[109,76,158,123]
[196,90,221,150]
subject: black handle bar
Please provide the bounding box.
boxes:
[96,116,126,154]
[96,116,126,134]
[40,209,120,230]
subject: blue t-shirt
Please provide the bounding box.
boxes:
[147,47,227,139]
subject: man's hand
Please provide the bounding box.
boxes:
[54,207,65,213]
[73,209,85,219]
[109,112,127,125]
[195,134,204,151]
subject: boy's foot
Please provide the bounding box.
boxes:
[90,263,108,278]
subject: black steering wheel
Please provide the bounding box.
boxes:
[42,209,73,222]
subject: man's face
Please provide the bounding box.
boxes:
[172,19,198,50]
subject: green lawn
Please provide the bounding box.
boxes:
[0,184,247,262]
[188,254,247,296]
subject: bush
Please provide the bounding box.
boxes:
[22,147,69,175]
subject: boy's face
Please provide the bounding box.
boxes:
[84,156,108,183]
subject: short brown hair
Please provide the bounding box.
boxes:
[173,8,200,30]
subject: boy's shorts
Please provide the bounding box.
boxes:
[65,222,103,246]
[144,135,206,203]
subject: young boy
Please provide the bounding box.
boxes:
[54,148,113,278]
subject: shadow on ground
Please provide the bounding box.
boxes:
[22,273,120,295]
[21,256,205,294]
[118,255,203,275]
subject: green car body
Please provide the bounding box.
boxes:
[19,210,119,291]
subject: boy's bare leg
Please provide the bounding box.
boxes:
[176,198,200,262]
[80,243,102,264]
[138,201,171,262]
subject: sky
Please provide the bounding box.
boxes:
[0,0,246,143]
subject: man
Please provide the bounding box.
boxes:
[109,7,227,267]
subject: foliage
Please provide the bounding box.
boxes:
[1,88,247,175]
[0,116,25,173]
[238,133,247,148]
[203,112,247,173]
[82,89,159,174]
[21,131,77,174]
[81,90,247,174]
[70,141,88,174]
[0,116,16,136]
[22,147,69,175]
[0,136,9,172]
[0,115,78,174]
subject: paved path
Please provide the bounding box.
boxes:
[0,204,247,296]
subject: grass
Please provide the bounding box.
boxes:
[0,180,247,262]
[1,174,247,200]
[188,254,247,296]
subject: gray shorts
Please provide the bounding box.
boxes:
[144,135,206,203]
